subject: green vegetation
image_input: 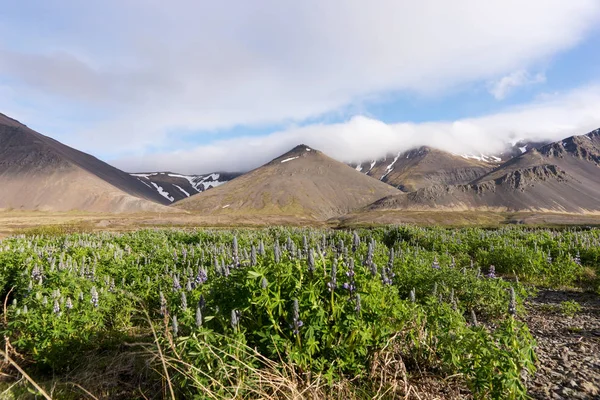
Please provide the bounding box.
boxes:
[559,300,582,317]
[0,226,599,399]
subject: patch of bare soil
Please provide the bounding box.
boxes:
[524,290,600,399]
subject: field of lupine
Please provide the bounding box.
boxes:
[0,226,599,399]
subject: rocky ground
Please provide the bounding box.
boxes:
[525,290,600,400]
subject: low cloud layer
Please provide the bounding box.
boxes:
[1,0,599,156]
[112,85,600,174]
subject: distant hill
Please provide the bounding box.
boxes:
[130,172,242,203]
[359,128,600,214]
[174,145,401,220]
[0,112,172,213]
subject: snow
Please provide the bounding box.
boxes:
[281,156,299,163]
[173,184,190,197]
[367,160,376,173]
[519,146,528,153]
[306,148,311,151]
[136,178,152,189]
[131,173,158,178]
[150,182,174,202]
[460,154,501,163]
[381,152,401,180]
[355,164,363,172]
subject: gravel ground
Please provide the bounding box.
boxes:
[524,290,600,400]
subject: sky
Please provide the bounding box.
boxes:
[1,1,600,174]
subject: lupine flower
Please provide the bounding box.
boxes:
[486,265,496,278]
[574,252,581,265]
[53,299,60,314]
[355,293,361,314]
[90,287,99,308]
[172,315,179,337]
[432,257,440,269]
[291,299,303,335]
[22,305,28,314]
[370,262,378,277]
[172,275,181,291]
[410,288,416,303]
[194,268,208,286]
[186,280,192,292]
[471,309,478,327]
[261,277,268,290]
[196,307,203,328]
[308,249,315,274]
[109,278,116,293]
[302,235,308,255]
[547,251,552,263]
[181,292,188,311]
[508,287,517,316]
[66,297,73,310]
[198,294,206,311]
[258,240,265,256]
[388,248,394,268]
[251,245,257,266]
[352,232,360,253]
[432,282,438,296]
[274,242,281,264]
[78,291,84,301]
[231,309,241,329]
[232,236,238,259]
[327,260,337,292]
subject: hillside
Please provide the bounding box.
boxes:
[174,145,401,220]
[359,128,600,214]
[0,113,172,213]
[131,171,241,203]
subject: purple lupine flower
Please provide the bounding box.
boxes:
[258,240,265,256]
[508,287,517,316]
[172,315,179,337]
[327,259,337,292]
[194,268,208,286]
[574,252,581,265]
[355,293,361,314]
[66,297,73,310]
[486,265,496,278]
[308,249,315,274]
[388,248,394,268]
[198,294,206,311]
[302,235,308,256]
[251,245,257,266]
[181,291,188,311]
[409,288,416,303]
[196,307,203,328]
[90,286,99,308]
[547,251,552,264]
[159,291,167,316]
[352,232,360,253]
[261,277,268,290]
[274,242,281,264]
[172,275,182,291]
[291,299,303,335]
[432,257,440,269]
[53,299,61,314]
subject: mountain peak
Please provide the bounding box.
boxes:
[271,144,318,163]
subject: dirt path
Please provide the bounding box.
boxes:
[525,290,600,399]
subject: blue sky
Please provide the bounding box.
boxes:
[1,1,600,173]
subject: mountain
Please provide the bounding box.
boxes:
[350,141,549,192]
[0,112,172,212]
[351,147,495,192]
[130,172,242,203]
[360,128,600,214]
[174,144,401,220]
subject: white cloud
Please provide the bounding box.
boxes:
[112,84,600,174]
[0,0,599,154]
[489,70,547,100]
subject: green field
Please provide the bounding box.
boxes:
[0,226,599,399]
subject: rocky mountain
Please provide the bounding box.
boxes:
[130,171,241,203]
[174,145,401,220]
[361,128,600,213]
[350,141,548,192]
[0,112,172,212]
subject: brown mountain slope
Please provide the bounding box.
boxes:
[0,113,172,212]
[174,145,401,220]
[353,147,494,191]
[359,128,600,214]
